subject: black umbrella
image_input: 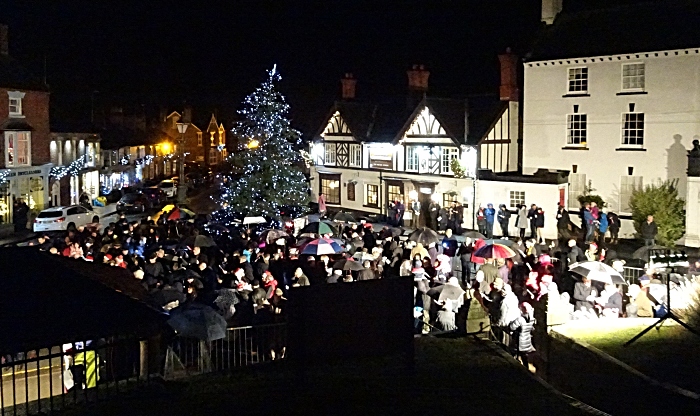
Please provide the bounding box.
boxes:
[213,289,240,319]
[333,211,357,223]
[632,245,668,262]
[299,221,337,236]
[167,303,228,341]
[332,257,365,271]
[260,229,290,243]
[194,235,217,248]
[408,227,441,245]
[463,230,486,239]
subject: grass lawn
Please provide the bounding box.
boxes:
[555,319,700,394]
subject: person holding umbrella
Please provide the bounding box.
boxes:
[573,276,597,314]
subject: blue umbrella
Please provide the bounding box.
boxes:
[167,303,227,341]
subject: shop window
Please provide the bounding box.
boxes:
[443,193,458,208]
[366,184,378,208]
[387,184,403,204]
[320,174,340,205]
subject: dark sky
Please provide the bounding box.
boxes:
[0,0,659,133]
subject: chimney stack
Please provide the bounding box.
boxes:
[541,0,563,25]
[498,48,519,101]
[182,106,193,123]
[407,64,429,92]
[340,73,357,100]
[0,25,8,56]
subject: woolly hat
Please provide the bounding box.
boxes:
[493,277,505,290]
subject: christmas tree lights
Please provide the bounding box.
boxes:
[216,66,309,221]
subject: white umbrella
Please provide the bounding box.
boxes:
[569,261,626,285]
[243,216,267,225]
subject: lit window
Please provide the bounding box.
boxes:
[509,191,525,208]
[441,147,459,174]
[349,144,361,167]
[622,112,644,147]
[366,184,378,207]
[443,193,458,208]
[622,63,645,91]
[5,131,31,166]
[320,174,340,205]
[325,143,336,165]
[567,113,587,146]
[406,146,419,172]
[387,184,403,204]
[567,67,588,93]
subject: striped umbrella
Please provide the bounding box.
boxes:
[473,243,516,259]
[300,237,343,255]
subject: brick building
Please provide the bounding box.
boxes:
[0,24,52,225]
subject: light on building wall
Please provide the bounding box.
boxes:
[430,193,441,202]
[408,190,418,200]
[161,142,172,154]
[460,146,478,178]
[247,139,259,149]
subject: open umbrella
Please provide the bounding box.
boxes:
[463,230,486,239]
[483,238,517,248]
[194,235,217,248]
[333,211,357,223]
[301,237,343,255]
[260,229,289,243]
[569,261,626,285]
[167,303,228,341]
[408,227,441,245]
[243,216,267,225]
[632,245,668,262]
[300,221,337,236]
[473,243,516,259]
[332,257,365,271]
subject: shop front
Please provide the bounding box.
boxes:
[0,164,51,225]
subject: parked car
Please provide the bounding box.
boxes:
[116,193,153,213]
[158,180,178,198]
[141,186,167,206]
[33,205,115,232]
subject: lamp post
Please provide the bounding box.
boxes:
[176,122,188,203]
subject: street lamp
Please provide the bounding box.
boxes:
[176,122,188,203]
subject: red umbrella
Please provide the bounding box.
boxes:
[473,243,516,259]
[167,208,181,221]
[470,239,486,264]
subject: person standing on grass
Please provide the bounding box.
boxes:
[509,302,536,368]
[640,215,658,246]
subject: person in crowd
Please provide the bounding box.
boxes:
[566,239,585,267]
[641,215,658,246]
[515,204,527,240]
[410,197,421,229]
[317,193,327,218]
[607,211,621,245]
[556,203,570,242]
[597,209,609,245]
[484,203,496,239]
[527,204,538,241]
[395,197,405,227]
[509,302,536,368]
[497,204,511,238]
[428,199,440,230]
[582,203,596,244]
[476,207,487,237]
[573,276,597,314]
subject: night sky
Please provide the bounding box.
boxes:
[0,0,658,134]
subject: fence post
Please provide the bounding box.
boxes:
[139,340,149,380]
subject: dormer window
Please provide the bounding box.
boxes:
[8,91,25,117]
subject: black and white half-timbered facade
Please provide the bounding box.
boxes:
[309,62,569,238]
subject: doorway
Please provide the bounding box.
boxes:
[413,183,435,228]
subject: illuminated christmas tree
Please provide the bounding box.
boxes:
[217,66,309,220]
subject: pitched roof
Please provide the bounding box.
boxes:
[207,114,219,132]
[0,55,48,91]
[0,248,167,351]
[528,0,700,61]
[316,95,501,146]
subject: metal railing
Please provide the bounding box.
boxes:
[622,266,645,285]
[1,335,153,416]
[165,323,287,379]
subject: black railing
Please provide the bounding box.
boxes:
[165,323,287,378]
[1,335,154,416]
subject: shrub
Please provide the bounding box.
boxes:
[628,180,685,246]
[577,194,606,209]
[451,158,467,179]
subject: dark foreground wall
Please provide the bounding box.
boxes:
[287,277,414,365]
